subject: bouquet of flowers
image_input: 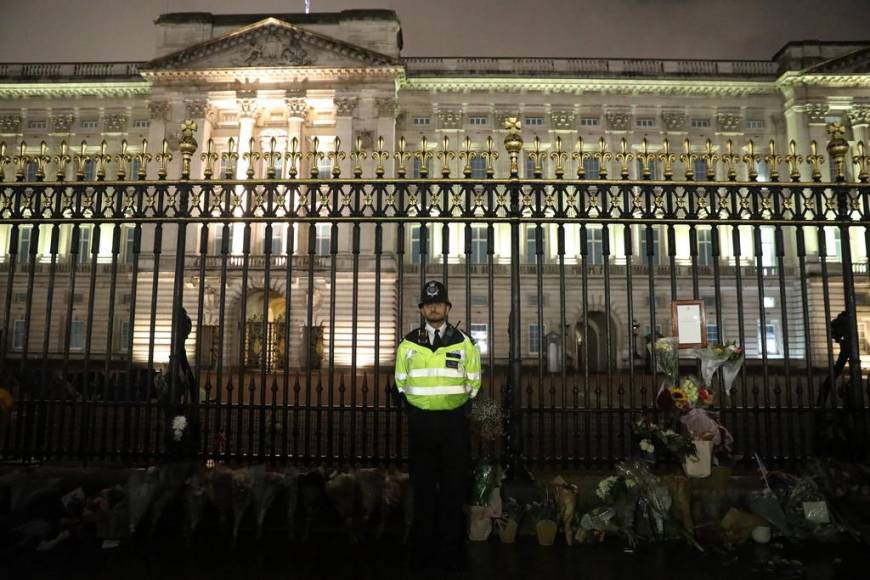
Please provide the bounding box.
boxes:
[470,395,504,443]
[650,337,679,388]
[667,376,733,450]
[633,416,697,463]
[693,341,745,395]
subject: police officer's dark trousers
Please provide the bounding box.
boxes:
[407,403,470,569]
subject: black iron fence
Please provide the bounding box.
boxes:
[0,122,869,467]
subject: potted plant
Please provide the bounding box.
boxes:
[468,396,505,541]
[530,492,558,546]
[495,496,522,543]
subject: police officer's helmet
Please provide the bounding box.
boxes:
[419,280,451,308]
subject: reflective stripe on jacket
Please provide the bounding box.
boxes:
[394,324,481,411]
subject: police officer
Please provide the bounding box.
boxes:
[395,280,481,572]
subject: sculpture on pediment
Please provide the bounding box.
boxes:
[0,115,22,134]
[437,110,462,130]
[105,113,129,133]
[604,110,631,131]
[334,97,358,117]
[550,110,576,130]
[231,30,312,67]
[661,111,686,132]
[51,113,75,133]
[715,112,742,133]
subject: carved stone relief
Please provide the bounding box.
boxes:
[661,111,686,131]
[334,97,358,117]
[550,110,576,130]
[104,113,128,133]
[230,30,312,67]
[604,110,631,131]
[715,112,742,132]
[148,101,170,121]
[50,113,75,133]
[805,103,830,124]
[437,110,462,130]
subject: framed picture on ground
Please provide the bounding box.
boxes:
[671,299,707,349]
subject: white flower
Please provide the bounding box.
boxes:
[596,476,617,500]
[172,415,188,442]
[625,478,637,489]
[639,439,655,454]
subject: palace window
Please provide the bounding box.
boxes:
[760,227,776,267]
[12,320,25,351]
[412,116,431,126]
[746,119,764,130]
[123,226,136,263]
[693,159,708,181]
[825,227,842,262]
[690,118,711,129]
[468,116,488,126]
[214,224,234,255]
[77,225,92,265]
[70,320,85,351]
[470,156,486,179]
[636,118,655,128]
[585,226,604,265]
[81,120,99,130]
[470,224,487,265]
[758,320,780,355]
[17,225,32,264]
[529,323,543,354]
[314,223,331,256]
[580,117,600,127]
[583,157,600,179]
[697,227,713,267]
[27,119,47,130]
[524,116,544,127]
[639,225,661,265]
[470,323,488,355]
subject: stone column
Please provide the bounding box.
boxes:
[334,96,358,254]
[184,97,213,180]
[848,104,870,152]
[376,96,399,259]
[233,96,259,255]
[285,92,309,255]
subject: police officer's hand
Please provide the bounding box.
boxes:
[390,388,406,408]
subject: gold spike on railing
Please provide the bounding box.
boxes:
[637,137,655,179]
[550,136,568,179]
[437,135,454,178]
[853,141,868,183]
[680,138,697,181]
[201,138,218,180]
[134,139,151,180]
[73,141,88,180]
[806,140,824,182]
[529,136,545,178]
[615,138,633,179]
[350,136,366,178]
[263,137,280,179]
[825,123,849,183]
[722,140,739,181]
[306,136,323,179]
[285,137,300,179]
[394,136,410,178]
[329,137,345,178]
[53,141,71,181]
[95,140,110,180]
[155,139,172,180]
[503,117,522,179]
[595,137,611,179]
[571,136,585,179]
[373,136,389,179]
[13,142,27,181]
[459,136,475,178]
[659,138,676,180]
[763,140,782,182]
[115,140,131,180]
[35,141,50,181]
[179,120,198,180]
[244,136,261,179]
[701,139,718,180]
[482,136,498,178]
[0,142,10,182]
[785,140,803,182]
[413,136,432,178]
[743,140,760,182]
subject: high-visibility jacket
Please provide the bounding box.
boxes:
[394,324,481,411]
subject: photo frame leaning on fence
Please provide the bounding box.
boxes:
[671,300,707,349]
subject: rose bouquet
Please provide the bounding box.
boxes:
[667,376,733,451]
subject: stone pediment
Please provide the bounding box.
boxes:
[142,17,399,72]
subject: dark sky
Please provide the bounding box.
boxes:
[2,0,870,63]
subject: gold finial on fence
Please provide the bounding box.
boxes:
[73,141,89,180]
[571,136,585,178]
[373,136,389,178]
[482,136,498,178]
[529,136,545,178]
[722,140,739,181]
[263,137,280,179]
[94,140,110,180]
[201,138,218,179]
[179,120,198,180]
[763,140,782,182]
[550,136,568,179]
[134,139,151,180]
[413,136,432,178]
[350,135,367,178]
[329,137,345,178]
[459,136,475,178]
[825,123,849,183]
[596,137,611,179]
[806,140,824,182]
[394,136,409,178]
[244,136,261,179]
[155,139,172,180]
[659,138,676,180]
[785,140,803,181]
[701,139,718,180]
[743,140,760,182]
[13,141,27,181]
[680,138,697,180]
[0,142,9,182]
[437,135,454,178]
[615,138,633,179]
[853,141,868,183]
[285,137,301,178]
[503,116,523,179]
[35,141,50,181]
[53,141,71,181]
[115,140,131,180]
[637,138,656,179]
